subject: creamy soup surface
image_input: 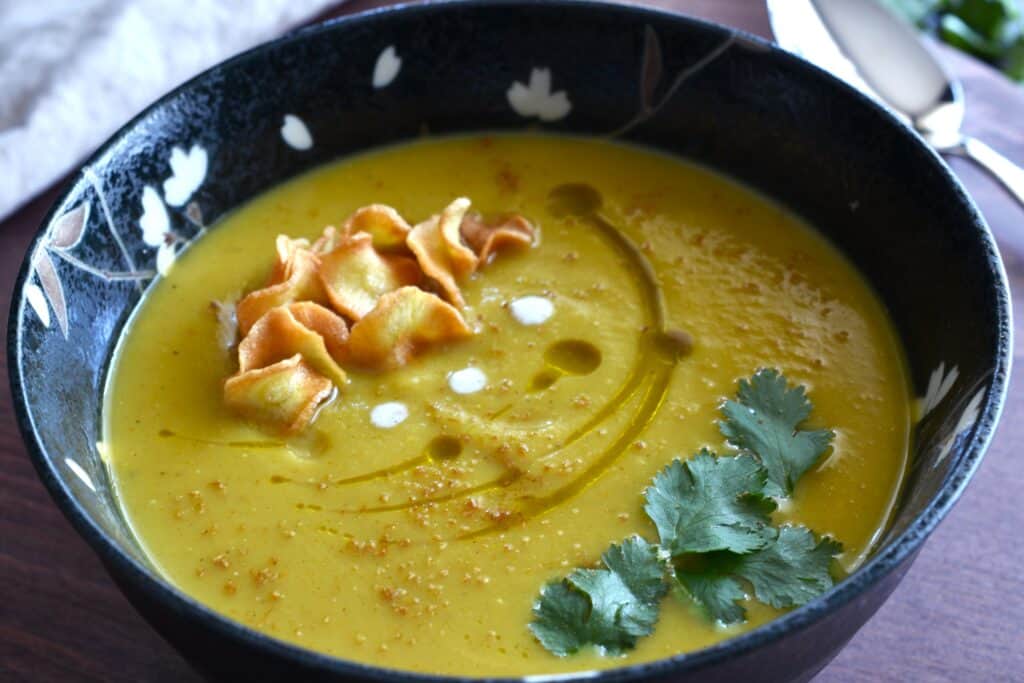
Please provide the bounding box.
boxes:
[105,134,911,676]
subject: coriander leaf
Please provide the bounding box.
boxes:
[565,571,655,651]
[676,565,746,625]
[644,451,776,556]
[739,526,843,609]
[675,526,842,625]
[529,580,594,656]
[600,535,671,606]
[720,369,833,496]
[950,0,1019,43]
[529,536,668,656]
[940,13,1004,58]
[1005,35,1024,80]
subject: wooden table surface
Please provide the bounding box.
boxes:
[2,1,1021,681]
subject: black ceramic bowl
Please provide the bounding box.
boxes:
[8,1,1012,681]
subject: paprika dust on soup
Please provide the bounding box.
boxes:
[103,134,911,676]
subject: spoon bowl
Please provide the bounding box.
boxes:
[770,0,1024,206]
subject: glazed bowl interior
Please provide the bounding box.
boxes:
[9,1,1010,681]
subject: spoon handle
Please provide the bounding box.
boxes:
[952,136,1024,209]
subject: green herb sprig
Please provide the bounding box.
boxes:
[883,0,1024,83]
[529,369,841,657]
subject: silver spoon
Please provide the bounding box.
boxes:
[768,0,1024,208]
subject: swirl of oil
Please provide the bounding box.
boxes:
[158,429,285,450]
[335,185,685,529]
[452,185,687,536]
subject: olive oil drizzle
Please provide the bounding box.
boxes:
[328,455,430,486]
[158,429,284,450]
[268,458,428,485]
[247,184,681,535]
[461,365,673,540]
[460,185,675,532]
[394,185,680,536]
[272,436,468,489]
[546,183,669,454]
[337,471,522,514]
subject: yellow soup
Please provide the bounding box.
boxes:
[105,134,911,677]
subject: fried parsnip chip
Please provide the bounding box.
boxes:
[238,306,347,386]
[210,299,238,350]
[224,354,333,434]
[460,213,535,265]
[343,204,413,252]
[437,198,479,278]
[311,226,345,255]
[236,240,325,334]
[286,301,349,361]
[345,286,472,369]
[407,198,478,307]
[270,235,312,283]
[319,232,422,321]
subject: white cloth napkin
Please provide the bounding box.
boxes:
[0,0,339,220]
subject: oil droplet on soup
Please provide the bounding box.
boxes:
[544,339,602,376]
[426,435,463,461]
[104,134,911,677]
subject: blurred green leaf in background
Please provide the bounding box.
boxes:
[880,0,1024,82]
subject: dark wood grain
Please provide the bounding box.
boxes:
[2,2,1021,681]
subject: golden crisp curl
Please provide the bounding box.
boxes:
[286,301,350,362]
[236,237,325,335]
[226,302,347,433]
[319,232,421,321]
[237,305,348,386]
[407,197,478,308]
[224,355,334,435]
[345,286,473,370]
[270,235,310,281]
[311,205,412,255]
[210,299,238,351]
[460,213,535,265]
[342,204,413,252]
[312,227,345,255]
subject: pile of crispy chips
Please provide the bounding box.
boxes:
[223,198,535,433]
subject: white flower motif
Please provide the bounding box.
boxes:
[935,388,985,467]
[139,186,170,247]
[25,283,50,328]
[921,361,959,419]
[48,203,89,250]
[163,144,208,207]
[156,241,177,277]
[280,114,313,150]
[507,68,571,122]
[373,45,402,89]
[64,457,96,492]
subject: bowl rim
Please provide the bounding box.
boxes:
[7,0,1013,681]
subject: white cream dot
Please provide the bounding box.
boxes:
[509,296,554,325]
[370,402,408,428]
[448,367,487,395]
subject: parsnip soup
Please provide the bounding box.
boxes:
[105,135,910,676]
